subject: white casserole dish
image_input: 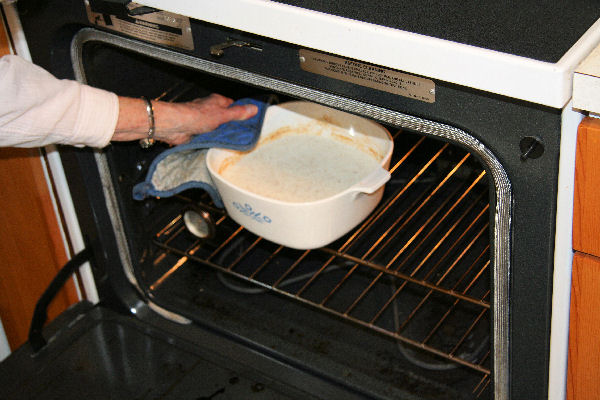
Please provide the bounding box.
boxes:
[206,101,393,249]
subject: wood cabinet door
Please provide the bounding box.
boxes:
[569,116,600,400]
[567,252,600,400]
[573,117,600,255]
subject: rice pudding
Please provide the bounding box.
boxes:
[219,132,382,202]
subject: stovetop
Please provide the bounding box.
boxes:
[275,1,600,62]
[134,0,600,107]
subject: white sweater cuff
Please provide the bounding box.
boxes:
[73,85,119,148]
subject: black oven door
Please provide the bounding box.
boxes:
[0,280,367,400]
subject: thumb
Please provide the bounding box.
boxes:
[227,104,259,121]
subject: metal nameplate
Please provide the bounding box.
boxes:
[85,1,193,50]
[299,49,435,103]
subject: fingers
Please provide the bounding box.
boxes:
[208,104,258,127]
[226,103,259,121]
[152,96,260,146]
[190,95,257,121]
[201,93,234,107]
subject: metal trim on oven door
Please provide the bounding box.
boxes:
[70,28,512,400]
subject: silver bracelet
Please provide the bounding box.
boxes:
[139,96,155,148]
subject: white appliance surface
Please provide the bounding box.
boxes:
[139,0,600,108]
[574,42,600,114]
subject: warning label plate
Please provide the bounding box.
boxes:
[299,49,435,103]
[86,1,193,50]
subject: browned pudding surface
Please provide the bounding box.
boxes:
[220,133,381,202]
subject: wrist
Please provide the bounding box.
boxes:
[113,97,159,142]
[139,96,155,148]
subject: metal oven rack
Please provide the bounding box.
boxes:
[147,132,492,396]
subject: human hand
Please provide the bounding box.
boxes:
[113,93,258,145]
[153,93,259,145]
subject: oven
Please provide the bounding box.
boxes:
[1,1,599,399]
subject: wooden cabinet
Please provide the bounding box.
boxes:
[568,117,600,400]
[573,117,600,255]
[0,6,8,56]
[567,253,600,400]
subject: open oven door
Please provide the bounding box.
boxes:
[0,249,369,400]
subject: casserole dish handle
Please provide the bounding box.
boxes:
[349,167,391,195]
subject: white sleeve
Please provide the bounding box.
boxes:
[0,55,119,148]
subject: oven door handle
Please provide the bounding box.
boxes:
[28,248,92,353]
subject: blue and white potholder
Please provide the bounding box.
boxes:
[132,98,267,207]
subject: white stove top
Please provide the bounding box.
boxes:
[139,0,600,108]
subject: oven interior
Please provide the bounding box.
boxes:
[79,41,494,400]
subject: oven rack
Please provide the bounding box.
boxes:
[147,133,492,395]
